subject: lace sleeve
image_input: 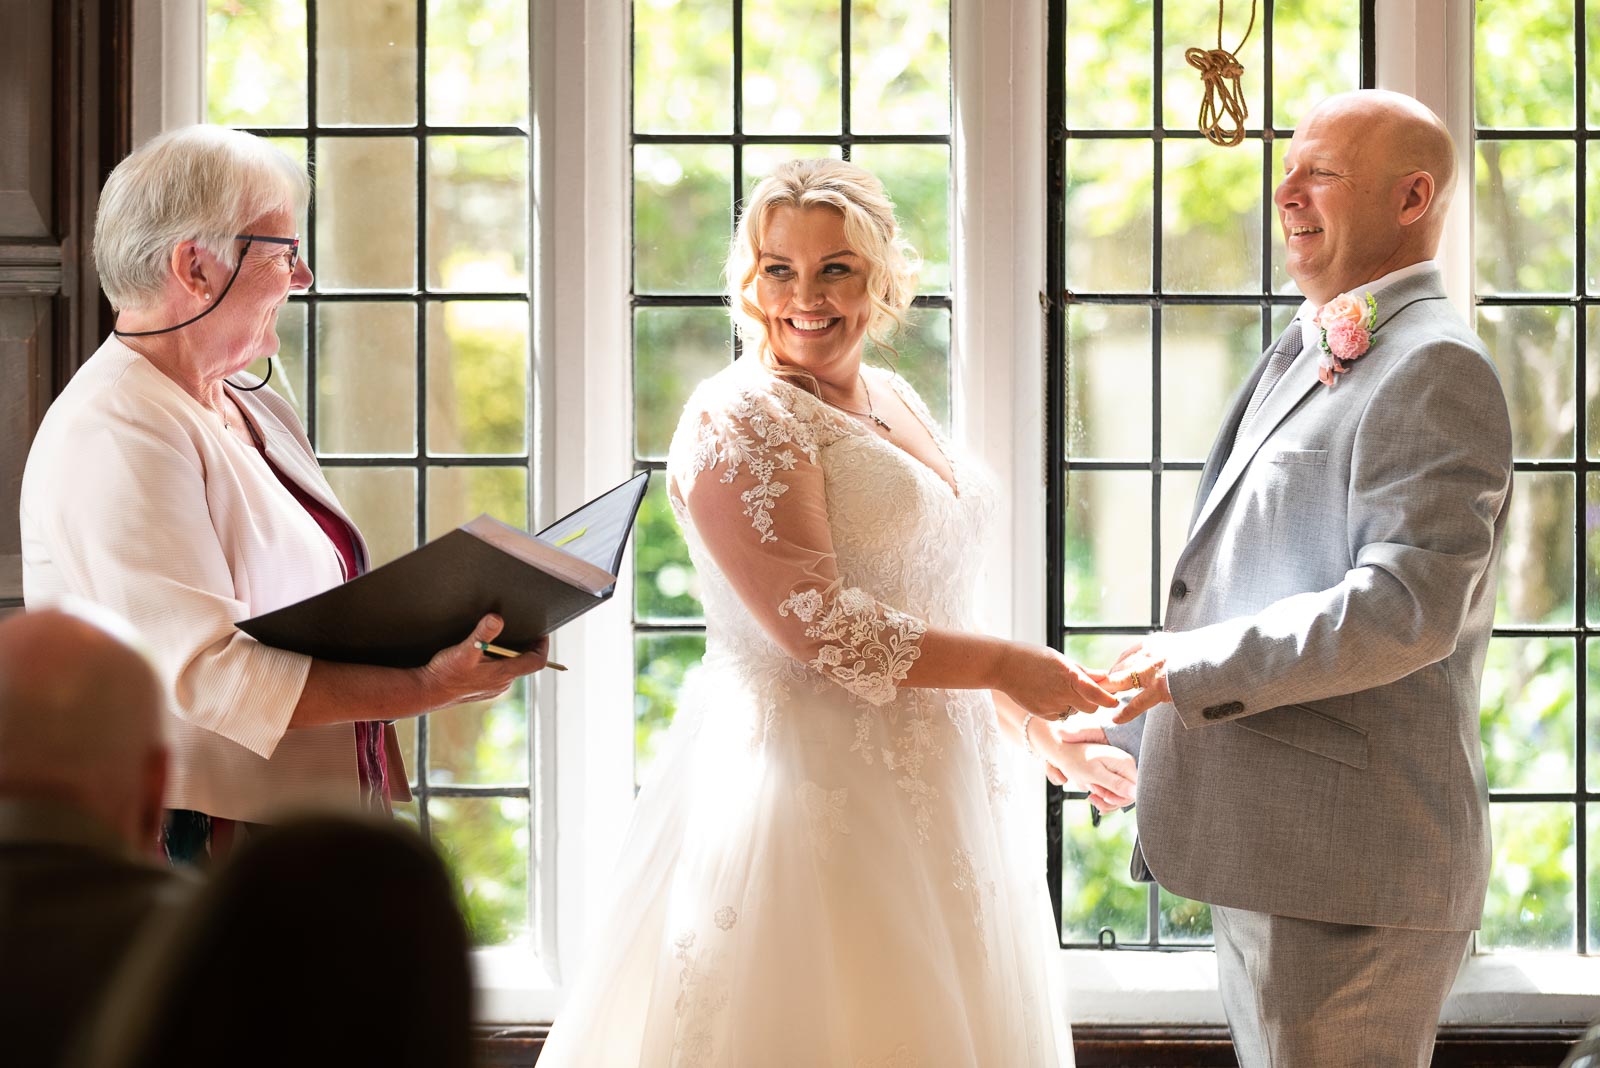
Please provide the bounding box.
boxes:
[669,380,926,706]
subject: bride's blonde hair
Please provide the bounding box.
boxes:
[726,159,919,385]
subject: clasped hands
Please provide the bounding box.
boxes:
[999,636,1172,814]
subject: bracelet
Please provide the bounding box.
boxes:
[1021,712,1039,757]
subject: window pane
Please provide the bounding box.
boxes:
[315,138,419,291]
[1159,886,1213,945]
[206,0,307,127]
[1480,803,1576,951]
[850,143,950,294]
[887,306,950,431]
[426,466,528,538]
[429,679,528,786]
[1161,2,1263,132]
[394,717,418,786]
[1592,6,1600,129]
[316,302,418,455]
[1590,142,1600,294]
[635,478,702,623]
[1161,140,1262,294]
[1475,0,1576,129]
[1270,0,1360,130]
[1067,305,1151,461]
[1063,3,1153,129]
[1065,470,1151,626]
[1065,139,1154,294]
[849,0,950,135]
[323,466,417,568]
[1590,805,1599,950]
[428,137,528,291]
[742,0,841,134]
[1587,311,1600,459]
[633,0,732,134]
[1476,140,1577,297]
[1059,800,1148,944]
[426,301,529,456]
[1269,139,1292,294]
[635,307,730,460]
[1496,472,1576,626]
[1476,305,1577,460]
[634,144,732,295]
[431,795,530,946]
[426,0,528,126]
[1160,304,1261,461]
[317,0,417,126]
[1479,637,1577,792]
[1584,644,1600,790]
[636,633,707,788]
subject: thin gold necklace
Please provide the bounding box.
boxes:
[822,372,891,432]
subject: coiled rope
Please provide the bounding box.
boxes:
[1185,0,1256,147]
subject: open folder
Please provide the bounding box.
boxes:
[238,471,651,668]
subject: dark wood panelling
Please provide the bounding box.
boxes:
[0,0,55,238]
[472,1025,1583,1067]
[0,0,128,611]
[0,296,52,601]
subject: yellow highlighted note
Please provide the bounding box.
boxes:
[554,527,586,548]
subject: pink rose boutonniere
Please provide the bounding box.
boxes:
[1312,291,1379,387]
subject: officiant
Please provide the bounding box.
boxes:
[19,125,550,864]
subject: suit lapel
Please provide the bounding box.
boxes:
[1184,269,1451,541]
[1191,342,1276,532]
[1189,335,1321,537]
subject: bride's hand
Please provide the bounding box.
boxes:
[1030,723,1137,814]
[995,643,1117,720]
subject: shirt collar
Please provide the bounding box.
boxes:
[1295,259,1439,352]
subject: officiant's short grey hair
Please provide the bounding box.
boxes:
[94,125,310,311]
[728,158,919,369]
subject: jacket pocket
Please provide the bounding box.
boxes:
[1267,449,1327,466]
[1237,703,1369,769]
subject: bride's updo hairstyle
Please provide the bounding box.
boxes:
[727,158,919,381]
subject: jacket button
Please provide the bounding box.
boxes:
[1201,701,1244,720]
[1171,579,1188,599]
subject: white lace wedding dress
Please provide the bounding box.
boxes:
[539,360,1072,1067]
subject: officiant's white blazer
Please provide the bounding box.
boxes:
[21,338,381,822]
[1108,269,1512,931]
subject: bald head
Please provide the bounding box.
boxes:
[0,607,167,852]
[1309,90,1457,216]
[1275,90,1458,303]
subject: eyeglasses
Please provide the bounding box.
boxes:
[235,233,301,270]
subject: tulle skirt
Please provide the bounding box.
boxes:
[540,663,1073,1067]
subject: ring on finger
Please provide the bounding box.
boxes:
[1130,668,1142,688]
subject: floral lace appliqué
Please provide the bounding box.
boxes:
[854,1044,919,1068]
[800,781,851,860]
[672,930,729,1065]
[779,584,925,706]
[951,848,994,970]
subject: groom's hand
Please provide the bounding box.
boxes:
[1105,638,1173,723]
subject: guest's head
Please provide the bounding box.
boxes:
[0,604,167,854]
[1274,90,1456,305]
[727,159,917,384]
[94,125,313,376]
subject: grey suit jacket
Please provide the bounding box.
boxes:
[1105,269,1512,931]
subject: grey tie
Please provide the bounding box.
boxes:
[1231,323,1305,451]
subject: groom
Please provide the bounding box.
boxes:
[1101,90,1513,1066]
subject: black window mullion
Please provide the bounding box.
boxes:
[1044,0,1069,941]
[1574,0,1590,956]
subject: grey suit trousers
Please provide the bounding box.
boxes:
[1212,905,1471,1068]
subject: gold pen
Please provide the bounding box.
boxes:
[476,640,568,671]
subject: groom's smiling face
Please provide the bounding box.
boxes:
[1274,104,1411,306]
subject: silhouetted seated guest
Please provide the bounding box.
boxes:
[77,815,473,1068]
[0,605,189,1068]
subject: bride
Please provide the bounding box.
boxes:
[540,159,1135,1066]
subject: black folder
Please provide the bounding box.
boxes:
[238,471,651,667]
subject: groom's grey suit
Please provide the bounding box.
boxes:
[1107,268,1512,1064]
